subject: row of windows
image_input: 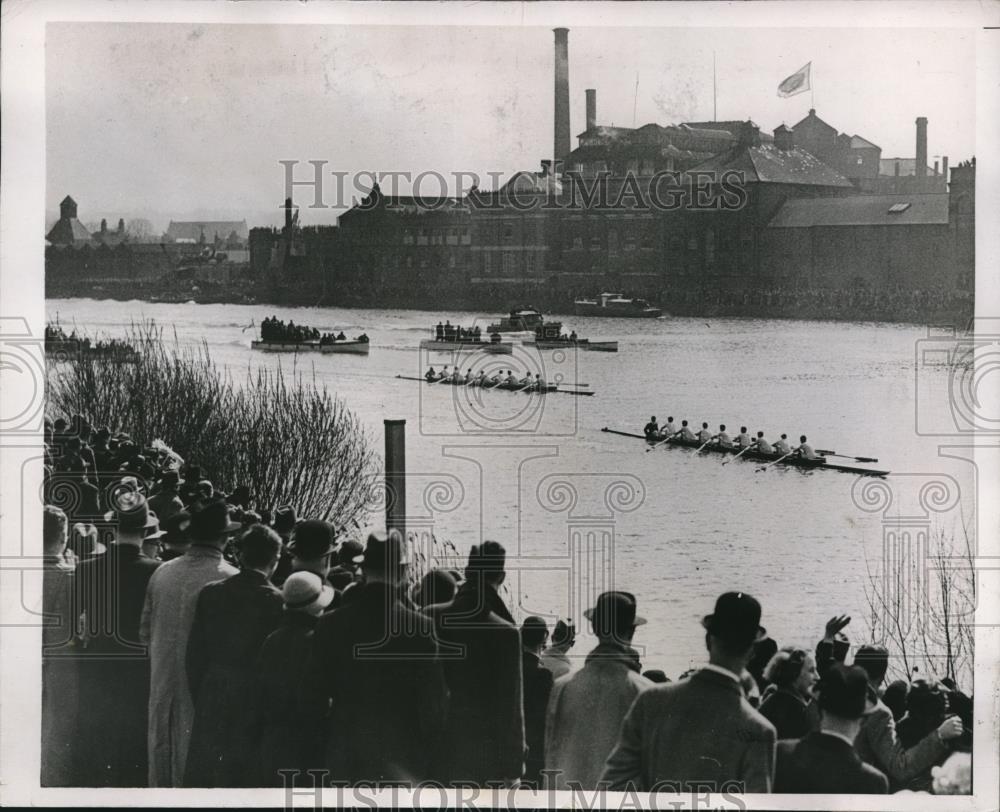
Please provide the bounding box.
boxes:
[402,227,471,246]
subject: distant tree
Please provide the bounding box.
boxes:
[126,218,156,241]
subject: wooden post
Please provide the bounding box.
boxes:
[384,419,406,538]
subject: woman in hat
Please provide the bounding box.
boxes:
[253,571,335,784]
[758,647,820,739]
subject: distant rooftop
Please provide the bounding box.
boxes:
[768,193,949,228]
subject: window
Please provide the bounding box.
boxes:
[857,156,864,165]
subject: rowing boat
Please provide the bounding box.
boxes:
[419,339,513,355]
[251,339,370,354]
[526,338,619,352]
[601,428,889,477]
[395,375,594,396]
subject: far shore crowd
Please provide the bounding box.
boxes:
[40,413,973,795]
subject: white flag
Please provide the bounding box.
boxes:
[778,62,811,98]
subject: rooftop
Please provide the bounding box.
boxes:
[768,193,949,228]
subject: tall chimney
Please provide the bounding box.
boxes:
[933,159,939,176]
[585,88,597,131]
[553,28,571,163]
[942,156,949,183]
[915,116,928,178]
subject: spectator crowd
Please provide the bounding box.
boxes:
[40,414,974,795]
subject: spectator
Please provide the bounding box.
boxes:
[310,531,448,784]
[184,524,284,786]
[850,643,960,789]
[881,679,910,723]
[159,511,192,562]
[254,571,334,785]
[520,616,554,788]
[747,635,778,692]
[140,498,241,787]
[774,663,888,794]
[896,679,953,792]
[74,492,162,786]
[328,538,365,590]
[814,614,852,677]
[546,592,652,791]
[269,505,297,585]
[41,505,79,786]
[602,591,776,793]
[178,465,203,506]
[148,471,184,523]
[286,520,339,606]
[540,619,576,679]
[427,541,524,787]
[411,567,457,610]
[758,647,820,739]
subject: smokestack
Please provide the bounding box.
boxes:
[284,197,292,231]
[586,88,597,131]
[915,116,928,178]
[553,28,571,163]
[942,156,949,182]
[933,159,939,176]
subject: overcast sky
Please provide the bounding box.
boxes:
[47,22,977,228]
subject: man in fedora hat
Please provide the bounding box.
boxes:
[148,470,184,524]
[603,591,776,792]
[775,663,887,793]
[310,530,447,785]
[159,511,192,562]
[140,497,240,787]
[328,538,365,591]
[254,571,334,784]
[546,592,652,791]
[74,491,162,786]
[427,540,524,787]
[285,519,338,604]
[184,524,284,787]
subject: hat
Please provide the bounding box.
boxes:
[362,529,412,573]
[272,505,297,535]
[161,510,191,541]
[282,571,335,613]
[585,591,647,629]
[144,515,166,541]
[907,679,947,715]
[70,522,107,557]
[104,491,158,533]
[288,519,335,559]
[159,470,180,488]
[818,663,878,719]
[702,591,766,645]
[187,498,242,542]
[337,538,365,566]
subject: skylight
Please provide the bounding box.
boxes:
[887,202,911,213]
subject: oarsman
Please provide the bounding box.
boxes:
[697,422,712,444]
[505,370,519,386]
[661,417,677,438]
[795,435,820,460]
[675,420,696,441]
[437,366,450,381]
[518,371,534,387]
[643,417,659,440]
[533,373,544,391]
[735,427,752,449]
[774,434,792,455]
[752,431,774,455]
[450,367,463,384]
[473,370,487,386]
[714,424,733,448]
[463,368,474,384]
[425,366,437,383]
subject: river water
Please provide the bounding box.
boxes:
[47,298,975,678]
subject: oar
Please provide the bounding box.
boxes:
[645,434,675,452]
[694,437,715,453]
[560,382,591,388]
[755,450,794,472]
[514,382,534,393]
[817,449,880,463]
[722,445,753,465]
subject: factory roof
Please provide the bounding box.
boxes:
[768,193,950,228]
[690,141,853,187]
[878,158,936,178]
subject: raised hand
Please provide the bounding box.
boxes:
[823,614,852,641]
[937,716,963,741]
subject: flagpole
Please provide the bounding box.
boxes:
[811,63,815,109]
[713,51,717,121]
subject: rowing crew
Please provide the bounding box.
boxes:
[642,417,820,460]
[424,366,547,389]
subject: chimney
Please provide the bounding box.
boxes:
[894,160,900,177]
[586,88,597,131]
[773,124,794,151]
[553,28,571,163]
[737,120,761,149]
[915,116,928,178]
[118,218,125,233]
[933,159,939,176]
[284,197,293,231]
[100,218,107,233]
[942,156,949,182]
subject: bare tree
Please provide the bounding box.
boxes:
[126,217,156,241]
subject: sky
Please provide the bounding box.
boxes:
[46,22,978,229]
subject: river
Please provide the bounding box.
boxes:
[47,298,976,679]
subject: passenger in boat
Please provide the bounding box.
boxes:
[773,434,792,455]
[675,420,696,441]
[357,334,369,343]
[569,330,578,342]
[714,424,733,448]
[795,435,820,460]
[752,431,774,455]
[697,422,712,444]
[736,427,752,449]
[444,321,454,342]
[643,417,659,440]
[425,367,437,382]
[336,331,346,341]
[473,325,482,342]
[436,322,444,341]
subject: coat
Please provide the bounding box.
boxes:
[539,646,572,680]
[775,732,888,794]
[183,569,284,787]
[758,686,817,741]
[601,666,777,793]
[139,545,238,787]
[74,544,161,786]
[253,611,327,785]
[148,490,184,523]
[310,581,449,785]
[854,698,947,789]
[426,582,525,785]
[522,650,554,786]
[545,642,651,791]
[41,558,79,786]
